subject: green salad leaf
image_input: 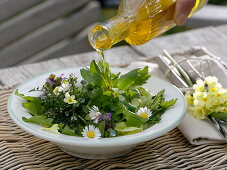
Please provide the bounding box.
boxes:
[16,90,44,116]
[61,125,77,136]
[115,122,143,136]
[22,116,53,127]
[117,66,150,90]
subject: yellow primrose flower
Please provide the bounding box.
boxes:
[204,95,216,109]
[205,76,218,85]
[64,92,78,104]
[193,90,203,99]
[216,89,227,103]
[193,79,205,92]
[215,106,227,113]
[187,76,227,120]
[191,106,207,120]
[193,92,207,107]
[208,83,222,95]
[42,124,60,134]
[185,93,194,105]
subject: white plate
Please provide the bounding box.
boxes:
[7,67,186,159]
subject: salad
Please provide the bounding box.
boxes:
[16,60,177,140]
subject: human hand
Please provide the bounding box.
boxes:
[174,0,196,25]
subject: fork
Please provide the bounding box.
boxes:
[208,116,227,141]
[218,119,227,125]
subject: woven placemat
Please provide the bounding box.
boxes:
[1,89,227,170]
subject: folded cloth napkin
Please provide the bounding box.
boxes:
[178,114,227,145]
[127,57,227,145]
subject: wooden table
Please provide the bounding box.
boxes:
[0,24,227,88]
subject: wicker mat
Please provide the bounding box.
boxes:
[1,89,227,170]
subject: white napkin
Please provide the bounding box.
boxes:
[127,60,227,145]
[178,114,227,145]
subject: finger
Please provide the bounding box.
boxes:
[174,0,196,25]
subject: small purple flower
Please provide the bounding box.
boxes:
[105,113,112,120]
[46,78,54,86]
[98,114,104,120]
[60,74,66,80]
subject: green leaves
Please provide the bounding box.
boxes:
[114,103,146,127]
[81,60,150,91]
[80,60,112,89]
[22,101,43,116]
[16,90,44,116]
[61,125,77,136]
[117,66,150,90]
[124,111,147,127]
[161,99,177,109]
[22,116,53,127]
[15,89,38,102]
[115,122,143,136]
[98,121,105,137]
[210,112,227,120]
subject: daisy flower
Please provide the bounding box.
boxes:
[82,125,101,140]
[64,92,78,104]
[137,107,152,119]
[112,88,125,101]
[89,106,102,123]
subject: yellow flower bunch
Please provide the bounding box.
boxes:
[185,76,227,120]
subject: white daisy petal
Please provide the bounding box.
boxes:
[89,106,102,123]
[137,107,152,119]
[82,125,101,140]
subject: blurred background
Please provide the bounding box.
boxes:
[0,0,227,69]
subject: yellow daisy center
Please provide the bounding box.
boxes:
[203,97,208,102]
[140,112,148,119]
[87,131,95,138]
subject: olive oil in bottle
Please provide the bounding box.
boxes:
[88,0,208,51]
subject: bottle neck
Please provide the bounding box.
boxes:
[89,14,135,51]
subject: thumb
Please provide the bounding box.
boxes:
[174,0,196,25]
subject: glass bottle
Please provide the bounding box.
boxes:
[88,0,208,51]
